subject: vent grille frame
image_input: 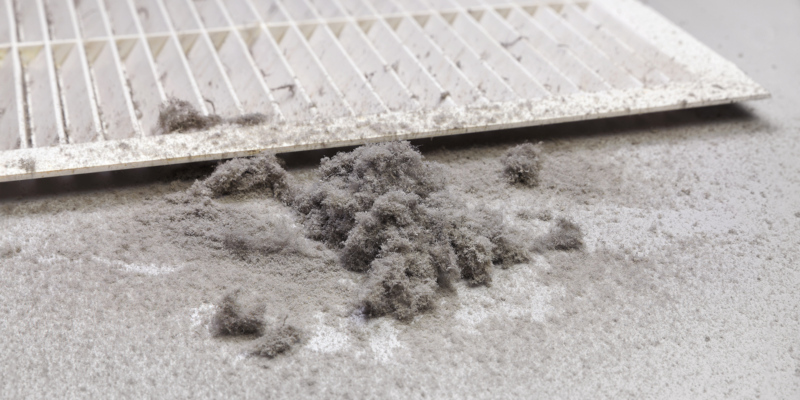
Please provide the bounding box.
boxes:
[0,0,769,182]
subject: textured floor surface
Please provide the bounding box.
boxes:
[1,0,798,398]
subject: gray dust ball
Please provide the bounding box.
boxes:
[294,141,529,320]
[502,142,543,186]
[157,98,222,134]
[210,291,265,337]
[533,217,584,252]
[188,152,292,202]
[250,324,303,358]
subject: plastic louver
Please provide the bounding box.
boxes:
[0,0,768,182]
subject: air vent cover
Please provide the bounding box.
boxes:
[0,0,768,182]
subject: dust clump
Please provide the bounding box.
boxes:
[228,113,269,127]
[158,98,222,134]
[250,323,303,358]
[533,217,584,252]
[210,291,265,337]
[188,152,292,202]
[502,142,543,186]
[210,291,304,358]
[482,217,531,267]
[157,98,272,134]
[294,141,445,247]
[294,141,529,320]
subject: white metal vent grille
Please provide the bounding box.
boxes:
[0,0,768,181]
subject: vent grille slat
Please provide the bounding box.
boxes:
[363,17,455,108]
[505,6,606,93]
[559,4,670,86]
[335,22,421,112]
[476,8,583,95]
[0,0,769,181]
[583,2,691,81]
[417,13,519,102]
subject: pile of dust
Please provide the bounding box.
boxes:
[502,142,543,186]
[157,98,271,134]
[293,141,530,320]
[142,141,573,325]
[210,291,303,358]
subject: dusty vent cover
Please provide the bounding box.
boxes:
[0,0,768,182]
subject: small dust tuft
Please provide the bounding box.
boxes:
[210,291,265,337]
[250,324,303,358]
[228,113,269,127]
[533,217,584,252]
[158,98,222,134]
[189,152,292,202]
[502,142,543,187]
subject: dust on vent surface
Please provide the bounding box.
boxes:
[0,0,768,182]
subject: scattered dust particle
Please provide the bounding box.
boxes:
[500,36,524,48]
[272,84,296,97]
[17,158,35,173]
[432,113,449,125]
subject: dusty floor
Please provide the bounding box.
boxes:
[2,0,799,398]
